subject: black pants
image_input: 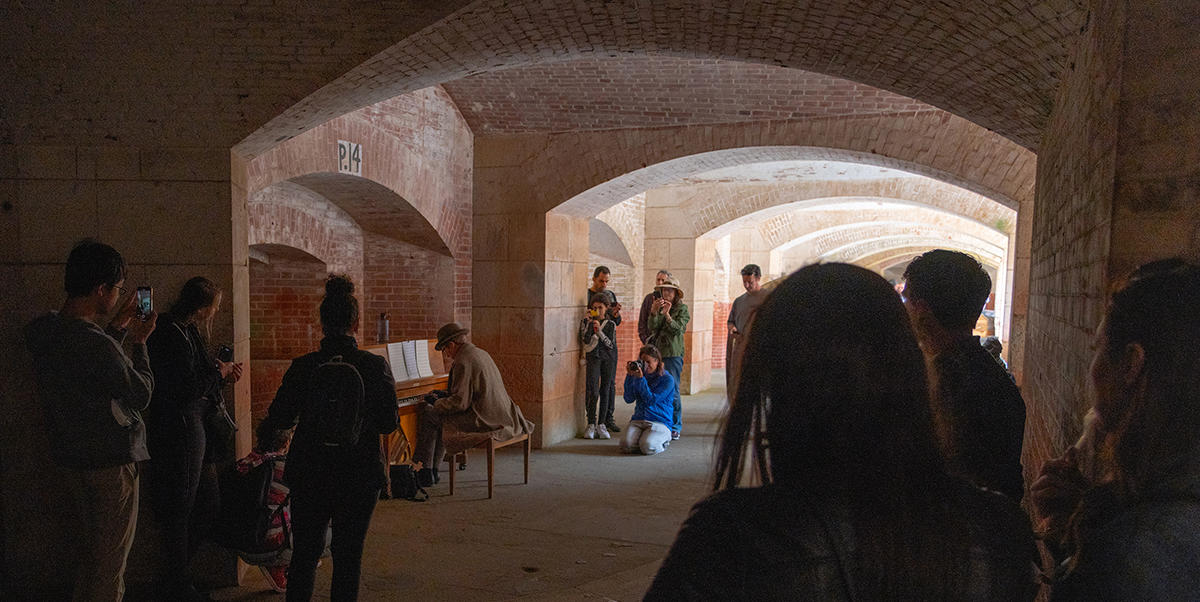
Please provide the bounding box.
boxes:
[287,481,379,601]
[148,409,218,588]
[413,404,446,469]
[585,354,616,425]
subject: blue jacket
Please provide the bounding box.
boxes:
[623,370,675,426]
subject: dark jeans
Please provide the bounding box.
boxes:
[662,356,683,432]
[148,409,218,588]
[413,404,445,469]
[287,482,379,601]
[585,354,616,425]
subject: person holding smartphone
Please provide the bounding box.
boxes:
[24,240,157,601]
[646,277,690,440]
[620,345,676,455]
[145,276,243,599]
[579,294,618,439]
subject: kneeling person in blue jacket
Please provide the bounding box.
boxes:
[620,344,677,455]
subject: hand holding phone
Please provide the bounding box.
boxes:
[135,287,153,320]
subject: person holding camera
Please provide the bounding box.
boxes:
[620,345,677,455]
[25,240,157,601]
[145,276,243,599]
[645,277,690,440]
[579,294,618,439]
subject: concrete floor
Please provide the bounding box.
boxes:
[212,376,728,601]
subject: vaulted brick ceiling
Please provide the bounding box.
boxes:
[441,56,932,134]
[240,0,1086,155]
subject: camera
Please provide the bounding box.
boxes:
[217,345,233,363]
[135,286,153,319]
[627,360,643,372]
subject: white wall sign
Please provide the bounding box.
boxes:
[337,140,362,175]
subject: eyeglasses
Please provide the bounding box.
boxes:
[112,284,127,295]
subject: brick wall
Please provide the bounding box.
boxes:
[712,301,731,369]
[364,233,457,343]
[1024,0,1121,489]
[444,56,930,133]
[248,256,327,421]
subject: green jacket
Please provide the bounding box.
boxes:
[646,302,690,358]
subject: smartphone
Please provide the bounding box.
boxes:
[136,286,153,319]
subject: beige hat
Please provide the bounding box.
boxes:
[655,277,683,293]
[434,322,470,350]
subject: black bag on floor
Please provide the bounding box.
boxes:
[389,464,429,501]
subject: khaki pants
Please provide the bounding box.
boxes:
[67,463,139,602]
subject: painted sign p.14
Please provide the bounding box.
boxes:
[338,140,362,175]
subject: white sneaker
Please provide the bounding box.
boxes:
[596,423,611,439]
[583,424,597,439]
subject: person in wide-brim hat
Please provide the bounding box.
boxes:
[655,277,684,295]
[434,322,470,351]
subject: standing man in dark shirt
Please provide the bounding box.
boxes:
[587,266,622,433]
[902,250,1027,500]
[637,270,672,344]
[726,264,766,401]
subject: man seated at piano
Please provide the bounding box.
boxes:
[414,322,535,487]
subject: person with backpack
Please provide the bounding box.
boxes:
[256,275,398,601]
[216,428,294,593]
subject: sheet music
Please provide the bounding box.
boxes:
[413,340,434,377]
[387,342,411,382]
[401,340,419,380]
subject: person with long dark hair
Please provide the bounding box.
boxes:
[146,276,242,599]
[645,263,1036,600]
[1033,259,1200,599]
[619,344,675,455]
[257,275,398,601]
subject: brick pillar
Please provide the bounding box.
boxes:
[644,188,714,394]
[473,205,589,448]
[1007,199,1033,386]
[1025,0,1200,484]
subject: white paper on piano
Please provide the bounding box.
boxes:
[387,342,411,382]
[413,341,434,377]
[401,340,419,380]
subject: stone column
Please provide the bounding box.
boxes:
[644,188,714,394]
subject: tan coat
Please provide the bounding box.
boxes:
[434,343,534,444]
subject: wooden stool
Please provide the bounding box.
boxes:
[448,433,531,498]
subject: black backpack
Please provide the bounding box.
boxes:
[213,458,289,564]
[308,354,365,447]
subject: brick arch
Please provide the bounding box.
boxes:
[235,1,1084,155]
[545,112,1033,219]
[588,218,634,267]
[856,247,999,274]
[694,178,1015,241]
[248,180,365,282]
[244,88,469,260]
[818,235,1005,268]
[778,223,1005,266]
[755,204,1008,255]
